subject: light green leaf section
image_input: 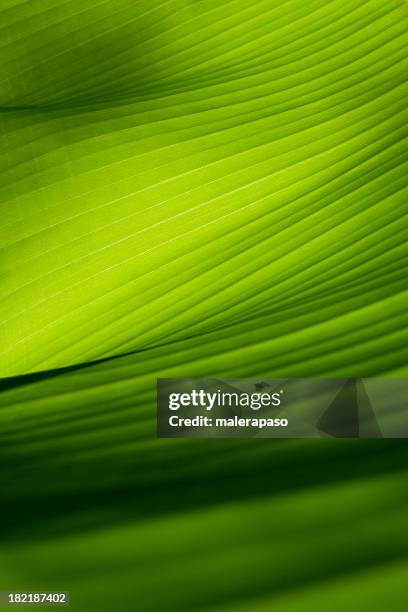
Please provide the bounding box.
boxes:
[1,0,407,376]
[0,1,407,611]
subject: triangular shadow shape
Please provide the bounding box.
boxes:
[317,379,359,437]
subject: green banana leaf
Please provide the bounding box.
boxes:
[0,1,407,610]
